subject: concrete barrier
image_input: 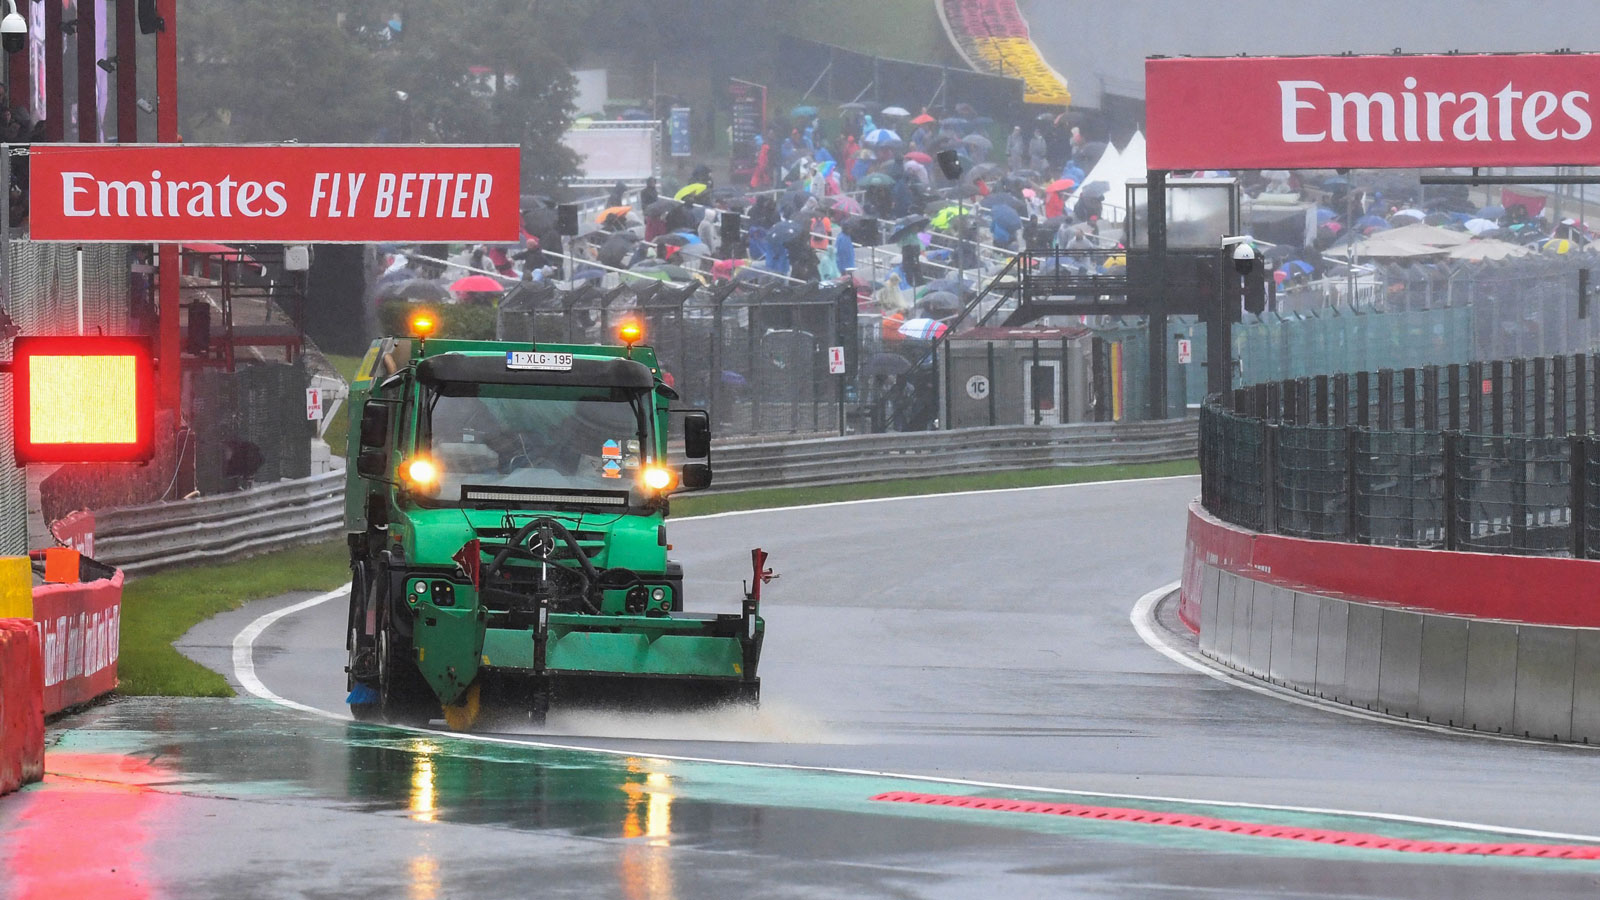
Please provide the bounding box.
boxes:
[0,618,44,795]
[1180,501,1600,741]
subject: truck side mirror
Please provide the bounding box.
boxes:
[356,448,389,479]
[683,411,711,459]
[359,403,391,451]
[681,462,713,490]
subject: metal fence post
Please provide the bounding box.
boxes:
[1315,374,1329,426]
[1356,370,1371,427]
[1491,359,1505,435]
[1333,373,1349,426]
[1576,354,1588,435]
[1572,433,1587,559]
[1443,430,1460,551]
[1423,365,1440,431]
[1512,358,1527,435]
[1533,356,1547,437]
[1262,422,1279,534]
[1448,363,1462,431]
[1346,424,1361,542]
[986,341,997,426]
[1554,355,1568,436]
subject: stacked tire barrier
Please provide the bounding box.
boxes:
[936,0,1071,105]
[0,619,44,796]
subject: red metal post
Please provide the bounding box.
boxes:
[156,0,178,408]
[75,0,95,142]
[115,0,135,142]
[43,0,59,140]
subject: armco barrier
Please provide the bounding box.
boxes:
[0,618,44,795]
[1180,501,1600,741]
[93,470,344,575]
[705,419,1197,492]
[33,570,124,714]
[89,424,1196,572]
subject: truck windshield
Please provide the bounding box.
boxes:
[421,382,652,504]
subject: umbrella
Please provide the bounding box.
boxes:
[920,290,960,310]
[674,183,709,202]
[769,221,804,246]
[881,106,911,117]
[1046,178,1076,193]
[598,234,640,268]
[645,198,681,218]
[1036,111,1057,122]
[911,113,936,126]
[904,151,933,164]
[961,133,993,151]
[599,205,632,222]
[941,117,970,131]
[865,352,912,377]
[863,128,903,147]
[1356,214,1389,229]
[828,195,864,216]
[898,317,948,341]
[967,162,1004,181]
[1079,181,1110,197]
[450,274,506,293]
[889,215,932,243]
[790,105,819,118]
[1277,260,1314,276]
[678,241,712,258]
[839,101,870,111]
[1478,205,1506,219]
[858,172,896,188]
[990,204,1023,231]
[382,279,450,303]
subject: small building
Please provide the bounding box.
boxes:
[940,326,1095,428]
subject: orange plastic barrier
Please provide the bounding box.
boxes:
[0,618,44,795]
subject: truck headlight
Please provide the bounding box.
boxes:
[405,457,440,496]
[640,465,675,493]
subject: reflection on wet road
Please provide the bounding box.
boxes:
[8,698,1600,899]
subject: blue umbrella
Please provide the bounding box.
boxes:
[1478,205,1506,219]
[790,105,819,119]
[863,128,903,148]
[1356,215,1388,229]
[990,203,1022,231]
[1315,207,1338,224]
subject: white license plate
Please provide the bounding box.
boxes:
[506,351,574,371]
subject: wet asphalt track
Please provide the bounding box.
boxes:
[12,475,1600,898]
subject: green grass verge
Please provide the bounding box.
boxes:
[672,459,1198,517]
[321,353,366,459]
[786,0,956,64]
[117,539,351,697]
[113,459,1192,697]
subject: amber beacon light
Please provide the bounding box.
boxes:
[11,336,156,465]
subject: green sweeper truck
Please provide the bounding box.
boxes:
[340,314,770,730]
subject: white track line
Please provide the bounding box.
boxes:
[234,577,1600,845]
[1130,581,1600,756]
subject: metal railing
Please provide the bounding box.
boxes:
[94,471,344,575]
[1201,352,1600,557]
[92,421,1198,572]
[702,418,1197,492]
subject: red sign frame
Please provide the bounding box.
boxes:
[26,143,522,243]
[11,335,155,465]
[1147,54,1600,171]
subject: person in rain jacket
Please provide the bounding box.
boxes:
[1045,188,1066,220]
[1007,126,1026,170]
[1028,129,1048,172]
[639,177,659,209]
[835,225,856,275]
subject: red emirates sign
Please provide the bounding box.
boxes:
[26,144,522,242]
[1147,54,1600,170]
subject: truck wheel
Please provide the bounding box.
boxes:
[378,623,438,727]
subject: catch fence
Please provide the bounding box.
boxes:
[1201,351,1600,558]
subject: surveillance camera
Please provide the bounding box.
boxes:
[2,10,27,55]
[1232,241,1258,276]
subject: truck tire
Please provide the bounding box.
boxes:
[378,623,437,727]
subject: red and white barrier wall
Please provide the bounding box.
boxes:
[0,551,123,797]
[1180,501,1600,742]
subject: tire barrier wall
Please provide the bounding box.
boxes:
[33,570,124,715]
[1180,501,1600,742]
[0,619,44,796]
